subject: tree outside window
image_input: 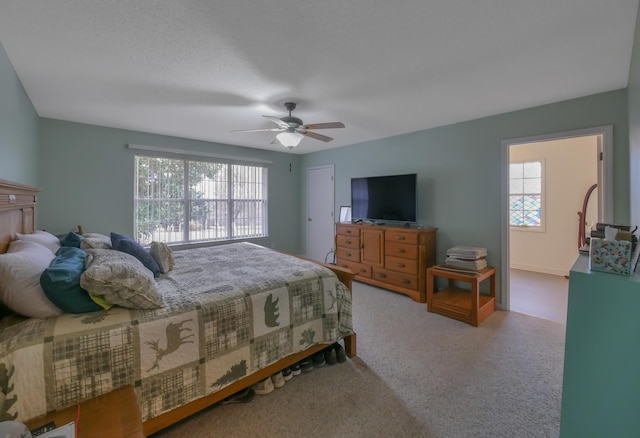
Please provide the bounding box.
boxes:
[135,156,267,244]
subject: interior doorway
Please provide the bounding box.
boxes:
[500,126,612,320]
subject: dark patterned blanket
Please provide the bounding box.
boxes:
[0,242,353,422]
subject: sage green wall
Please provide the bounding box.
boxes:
[37,119,302,254]
[301,90,629,293]
[629,4,640,228]
[0,42,39,186]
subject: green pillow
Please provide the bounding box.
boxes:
[60,231,84,248]
[40,247,102,313]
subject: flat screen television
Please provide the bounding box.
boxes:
[351,173,417,223]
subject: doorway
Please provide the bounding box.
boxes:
[500,126,612,319]
[306,165,335,263]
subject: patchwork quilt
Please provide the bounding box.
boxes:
[0,242,353,423]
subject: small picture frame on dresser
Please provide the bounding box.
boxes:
[339,206,351,223]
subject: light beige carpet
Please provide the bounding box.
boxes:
[152,281,566,437]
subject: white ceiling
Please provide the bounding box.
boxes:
[0,1,638,154]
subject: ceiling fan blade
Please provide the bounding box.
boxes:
[230,128,284,133]
[262,115,290,129]
[302,122,345,130]
[302,130,334,142]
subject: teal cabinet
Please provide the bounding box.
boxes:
[560,255,640,437]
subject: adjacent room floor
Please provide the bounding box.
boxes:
[509,268,569,324]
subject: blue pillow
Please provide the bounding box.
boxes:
[110,231,128,249]
[40,247,102,313]
[111,233,161,277]
[60,231,84,248]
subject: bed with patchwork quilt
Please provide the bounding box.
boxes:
[0,179,355,436]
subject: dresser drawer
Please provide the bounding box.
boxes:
[385,255,418,275]
[336,234,360,249]
[385,241,418,259]
[337,246,360,262]
[336,224,360,236]
[372,267,418,291]
[336,259,372,278]
[385,230,418,245]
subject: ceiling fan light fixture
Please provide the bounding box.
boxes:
[277,131,304,148]
[232,102,344,148]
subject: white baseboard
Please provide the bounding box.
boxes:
[509,263,568,277]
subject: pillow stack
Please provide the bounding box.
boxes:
[0,230,174,318]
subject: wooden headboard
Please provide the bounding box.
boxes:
[0,178,40,254]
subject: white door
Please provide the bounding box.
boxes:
[307,165,335,263]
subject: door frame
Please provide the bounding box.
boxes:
[306,164,335,262]
[500,125,612,310]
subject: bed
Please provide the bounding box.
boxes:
[0,178,356,436]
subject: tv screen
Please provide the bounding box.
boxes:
[351,173,417,223]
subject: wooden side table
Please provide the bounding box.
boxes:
[427,265,496,326]
[25,385,144,438]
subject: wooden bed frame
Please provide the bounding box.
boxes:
[0,178,357,436]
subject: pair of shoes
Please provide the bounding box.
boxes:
[290,362,302,376]
[323,346,337,365]
[282,367,293,381]
[334,342,347,363]
[253,377,274,395]
[299,358,314,373]
[219,388,255,405]
[312,351,326,368]
[272,371,285,388]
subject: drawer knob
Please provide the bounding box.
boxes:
[345,240,351,244]
[377,273,387,278]
[396,249,405,253]
[396,236,405,240]
[345,252,352,257]
[396,263,405,268]
[360,269,367,273]
[401,279,410,284]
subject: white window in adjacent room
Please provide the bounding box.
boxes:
[509,160,544,230]
[134,156,268,244]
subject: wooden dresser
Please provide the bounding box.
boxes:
[335,223,437,302]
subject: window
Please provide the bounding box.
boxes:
[509,161,543,229]
[134,156,268,244]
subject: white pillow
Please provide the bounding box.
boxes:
[16,230,61,254]
[0,240,63,318]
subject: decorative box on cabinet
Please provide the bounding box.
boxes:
[335,223,437,302]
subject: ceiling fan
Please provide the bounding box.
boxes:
[231,102,345,149]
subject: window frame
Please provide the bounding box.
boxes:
[509,159,546,233]
[134,154,269,245]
